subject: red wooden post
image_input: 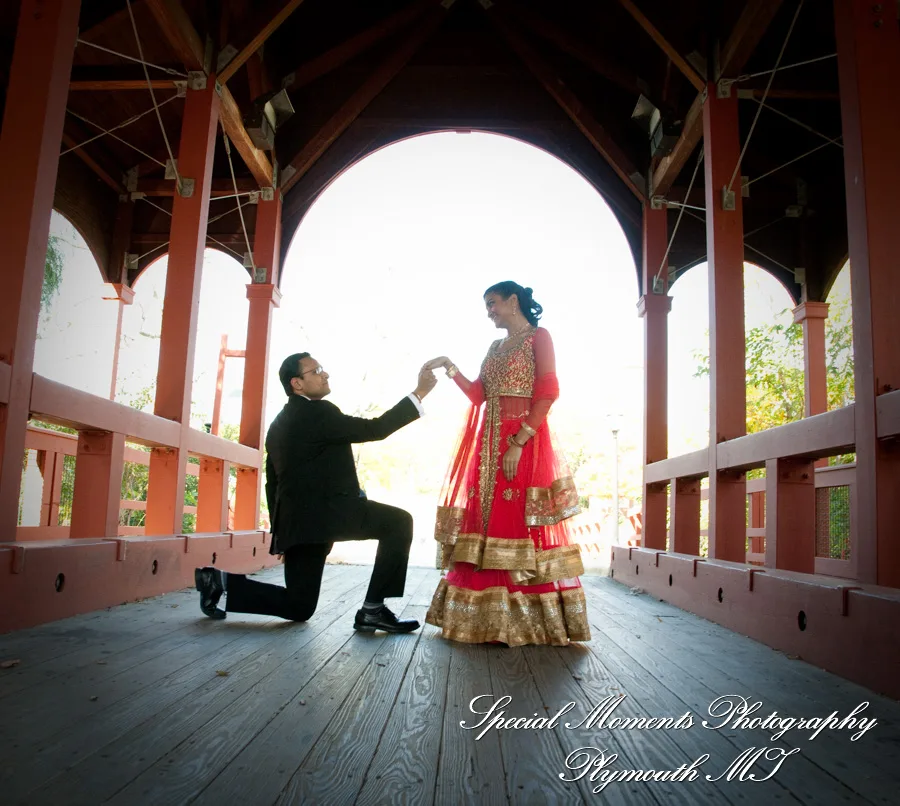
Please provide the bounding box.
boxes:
[792,301,829,418]
[197,457,231,532]
[145,82,220,535]
[211,334,229,436]
[834,0,900,586]
[0,0,80,538]
[703,83,747,562]
[669,477,701,555]
[764,457,816,573]
[749,490,765,555]
[70,430,126,538]
[638,204,672,550]
[102,283,135,401]
[234,192,282,530]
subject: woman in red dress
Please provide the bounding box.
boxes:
[423,281,590,646]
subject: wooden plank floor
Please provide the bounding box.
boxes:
[1,564,898,805]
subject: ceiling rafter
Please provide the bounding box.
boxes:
[61,128,125,192]
[280,0,433,91]
[135,177,259,196]
[144,0,274,187]
[651,0,784,196]
[69,66,181,91]
[503,2,651,100]
[483,7,644,200]
[615,0,705,91]
[280,2,454,194]
[218,0,307,83]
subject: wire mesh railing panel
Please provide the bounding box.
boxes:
[816,485,851,560]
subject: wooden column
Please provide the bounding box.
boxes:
[703,83,747,562]
[0,0,80,538]
[669,477,701,555]
[145,82,220,535]
[37,449,65,527]
[70,430,126,538]
[792,301,829,417]
[197,457,231,533]
[764,457,816,573]
[234,192,282,530]
[102,283,135,401]
[834,0,900,586]
[638,204,672,550]
[748,490,765,556]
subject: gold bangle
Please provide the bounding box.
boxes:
[520,422,537,438]
[506,434,525,449]
[446,364,459,379]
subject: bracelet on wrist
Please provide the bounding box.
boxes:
[520,422,537,438]
[446,364,459,379]
[506,434,526,449]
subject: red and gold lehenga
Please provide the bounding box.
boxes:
[425,326,591,646]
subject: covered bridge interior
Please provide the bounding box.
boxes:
[0,0,898,708]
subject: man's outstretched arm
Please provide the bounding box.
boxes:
[317,367,437,444]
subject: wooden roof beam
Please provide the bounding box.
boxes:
[135,178,259,196]
[144,0,274,187]
[485,9,644,199]
[481,2,651,99]
[651,0,783,196]
[615,0,705,91]
[280,3,453,194]
[69,67,182,91]
[61,131,125,192]
[281,0,432,91]
[218,0,307,84]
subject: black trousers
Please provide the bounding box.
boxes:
[224,500,413,621]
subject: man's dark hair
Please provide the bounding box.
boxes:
[279,352,311,396]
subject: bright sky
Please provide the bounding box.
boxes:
[39,132,852,505]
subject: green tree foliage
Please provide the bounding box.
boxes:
[41,235,65,314]
[694,296,855,434]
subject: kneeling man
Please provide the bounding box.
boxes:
[195,351,436,633]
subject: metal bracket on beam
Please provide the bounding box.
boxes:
[216,43,238,74]
[716,79,732,99]
[650,195,666,210]
[124,166,139,192]
[253,266,268,283]
[741,177,750,198]
[721,187,736,211]
[174,80,187,98]
[177,177,195,198]
[124,253,139,272]
[260,187,275,202]
[248,191,260,204]
[187,71,207,91]
[129,191,146,201]
[164,159,178,180]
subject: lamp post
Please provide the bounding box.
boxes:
[612,426,620,544]
[607,414,622,544]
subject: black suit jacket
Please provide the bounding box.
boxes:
[265,394,420,553]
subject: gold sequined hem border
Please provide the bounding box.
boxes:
[425,581,591,646]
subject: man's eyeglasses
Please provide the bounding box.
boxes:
[300,366,326,377]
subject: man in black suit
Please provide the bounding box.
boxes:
[194,351,436,633]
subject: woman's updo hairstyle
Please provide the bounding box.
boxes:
[484,281,543,327]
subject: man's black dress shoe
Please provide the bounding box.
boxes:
[353,605,419,634]
[194,567,226,620]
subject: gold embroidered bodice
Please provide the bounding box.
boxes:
[480,329,535,399]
